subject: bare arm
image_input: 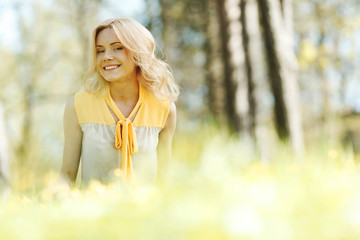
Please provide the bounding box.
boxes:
[61,96,82,185]
[157,102,177,178]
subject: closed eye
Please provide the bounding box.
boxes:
[96,49,104,54]
[114,47,123,51]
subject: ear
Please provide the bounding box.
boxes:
[132,53,140,64]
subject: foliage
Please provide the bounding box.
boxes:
[1,126,360,240]
[294,0,360,115]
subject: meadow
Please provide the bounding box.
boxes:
[1,126,360,240]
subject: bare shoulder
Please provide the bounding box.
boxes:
[65,95,75,111]
[167,102,176,125]
[64,95,79,126]
[64,95,77,117]
[168,102,176,119]
[162,102,176,134]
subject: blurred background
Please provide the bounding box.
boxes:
[2,1,360,239]
[0,0,360,191]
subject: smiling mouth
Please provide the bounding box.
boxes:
[103,65,121,71]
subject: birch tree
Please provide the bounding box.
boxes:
[216,0,251,137]
[257,0,304,154]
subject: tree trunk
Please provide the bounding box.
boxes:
[204,0,227,123]
[0,102,10,198]
[314,2,331,124]
[16,8,35,162]
[279,0,304,154]
[257,0,304,154]
[257,0,289,140]
[216,0,252,136]
[215,0,240,132]
[240,0,256,138]
[68,0,104,87]
[241,0,272,162]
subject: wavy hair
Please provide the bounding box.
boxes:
[84,18,179,102]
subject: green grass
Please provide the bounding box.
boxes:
[2,127,360,240]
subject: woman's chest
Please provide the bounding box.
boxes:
[81,123,162,153]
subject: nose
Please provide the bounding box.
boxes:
[103,49,113,61]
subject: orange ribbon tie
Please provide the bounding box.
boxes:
[115,118,138,181]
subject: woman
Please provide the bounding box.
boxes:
[61,18,179,185]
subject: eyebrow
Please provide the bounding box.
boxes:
[96,42,122,47]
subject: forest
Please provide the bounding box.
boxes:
[1,0,360,239]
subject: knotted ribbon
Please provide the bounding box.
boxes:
[105,84,142,182]
[115,118,138,181]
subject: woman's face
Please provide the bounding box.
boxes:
[95,28,136,83]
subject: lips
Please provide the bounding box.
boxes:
[103,64,121,71]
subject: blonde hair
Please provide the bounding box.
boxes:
[84,18,179,102]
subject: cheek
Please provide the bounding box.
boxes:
[124,50,136,64]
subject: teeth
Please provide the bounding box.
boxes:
[104,65,119,70]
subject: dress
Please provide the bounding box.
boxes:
[74,83,170,184]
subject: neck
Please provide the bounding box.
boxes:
[109,77,139,102]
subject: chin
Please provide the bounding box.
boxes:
[101,74,121,82]
[103,78,119,83]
